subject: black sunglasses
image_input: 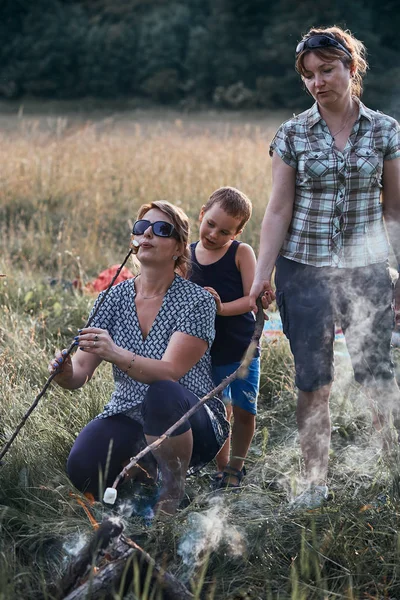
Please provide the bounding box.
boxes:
[296,34,352,59]
[132,219,179,239]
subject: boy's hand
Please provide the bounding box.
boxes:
[204,286,224,315]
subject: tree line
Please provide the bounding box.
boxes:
[1,0,399,115]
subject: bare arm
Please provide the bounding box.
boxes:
[382,156,400,310]
[249,153,296,310]
[112,331,208,384]
[50,327,209,387]
[49,347,102,390]
[205,243,256,316]
[382,157,400,263]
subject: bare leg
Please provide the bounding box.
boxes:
[122,460,158,484]
[145,430,193,516]
[296,384,331,485]
[362,379,400,448]
[215,403,232,471]
[221,406,255,486]
[229,406,256,472]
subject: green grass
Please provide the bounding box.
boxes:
[1,109,400,599]
[1,270,400,599]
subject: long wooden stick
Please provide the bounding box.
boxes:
[110,297,265,491]
[0,249,133,464]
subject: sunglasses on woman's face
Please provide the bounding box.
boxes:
[132,219,179,239]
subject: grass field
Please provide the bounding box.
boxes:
[1,105,400,600]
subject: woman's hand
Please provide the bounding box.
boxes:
[249,280,275,313]
[204,287,224,315]
[48,349,73,382]
[75,327,120,363]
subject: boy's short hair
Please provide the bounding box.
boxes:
[204,186,252,231]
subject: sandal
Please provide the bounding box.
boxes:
[219,465,246,491]
[210,469,226,491]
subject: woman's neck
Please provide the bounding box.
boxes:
[136,268,175,298]
[318,96,357,122]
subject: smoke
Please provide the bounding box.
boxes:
[116,498,155,524]
[177,496,245,579]
[62,533,88,559]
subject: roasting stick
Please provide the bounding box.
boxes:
[103,296,265,505]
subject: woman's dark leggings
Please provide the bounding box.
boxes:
[66,380,220,497]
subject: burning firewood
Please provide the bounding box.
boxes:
[50,518,193,600]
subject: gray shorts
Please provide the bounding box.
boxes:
[275,256,395,392]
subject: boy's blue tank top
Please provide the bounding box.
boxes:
[190,240,259,366]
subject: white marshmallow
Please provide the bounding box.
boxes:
[103,487,117,505]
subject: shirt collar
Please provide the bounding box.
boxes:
[357,99,372,123]
[307,102,323,128]
[306,98,372,130]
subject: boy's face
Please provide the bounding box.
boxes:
[199,203,243,251]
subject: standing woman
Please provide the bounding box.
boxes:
[250,26,400,508]
[49,201,229,516]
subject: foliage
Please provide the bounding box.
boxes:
[0,0,399,114]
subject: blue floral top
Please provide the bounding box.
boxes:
[89,274,229,450]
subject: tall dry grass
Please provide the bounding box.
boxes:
[0,111,278,282]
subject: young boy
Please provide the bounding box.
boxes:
[189,186,259,489]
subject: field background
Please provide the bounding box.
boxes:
[1,106,400,600]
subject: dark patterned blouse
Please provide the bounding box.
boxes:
[88,274,229,448]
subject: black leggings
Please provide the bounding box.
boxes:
[66,380,220,497]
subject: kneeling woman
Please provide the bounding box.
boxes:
[49,201,229,515]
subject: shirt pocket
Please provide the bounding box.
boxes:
[304,150,330,178]
[349,147,383,191]
[354,148,382,177]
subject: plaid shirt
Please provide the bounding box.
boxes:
[270,100,400,267]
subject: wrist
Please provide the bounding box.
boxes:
[124,352,136,374]
[116,349,136,374]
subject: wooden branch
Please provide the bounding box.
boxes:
[111,296,265,490]
[50,519,124,599]
[0,249,134,464]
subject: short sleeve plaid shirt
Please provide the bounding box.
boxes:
[270,100,400,267]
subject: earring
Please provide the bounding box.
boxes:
[172,255,178,261]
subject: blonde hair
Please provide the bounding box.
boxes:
[203,186,252,231]
[295,26,368,98]
[133,200,191,278]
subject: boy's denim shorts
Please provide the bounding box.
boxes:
[212,356,260,415]
[275,256,395,392]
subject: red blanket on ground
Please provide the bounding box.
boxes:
[86,265,134,293]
